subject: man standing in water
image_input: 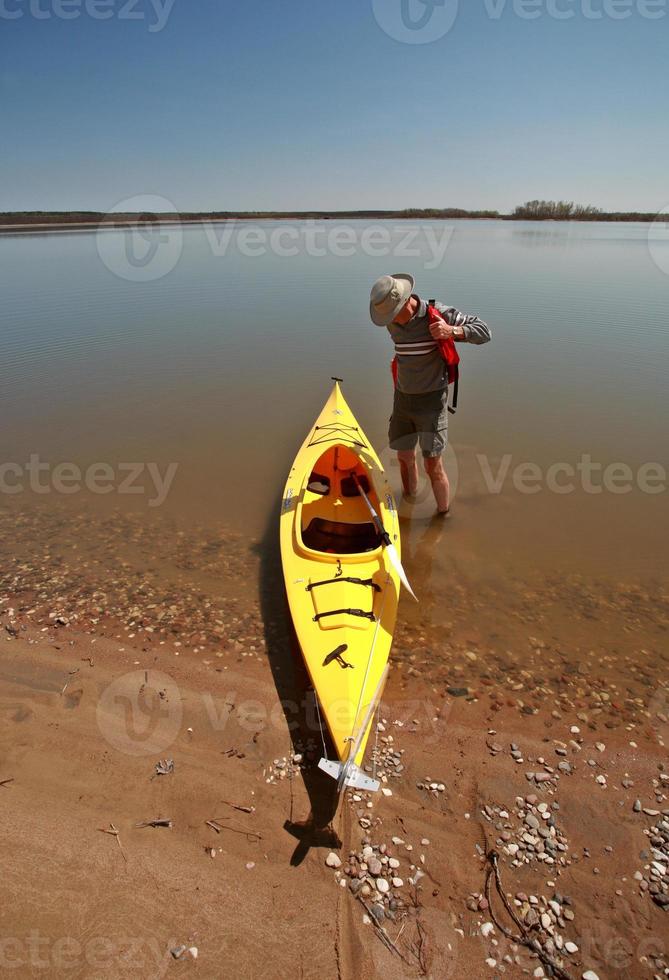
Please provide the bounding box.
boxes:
[369,273,491,514]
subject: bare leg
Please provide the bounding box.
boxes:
[424,456,450,514]
[397,450,419,497]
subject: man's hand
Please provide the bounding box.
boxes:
[429,316,456,341]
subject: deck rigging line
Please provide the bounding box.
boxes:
[307,422,368,449]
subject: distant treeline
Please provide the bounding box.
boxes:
[0,208,502,224]
[0,202,661,226]
[510,199,659,222]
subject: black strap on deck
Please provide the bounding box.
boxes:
[313,608,376,623]
[306,576,380,592]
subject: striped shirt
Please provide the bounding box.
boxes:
[386,296,491,394]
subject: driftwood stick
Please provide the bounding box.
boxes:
[356,897,411,963]
[218,800,255,813]
[98,823,127,862]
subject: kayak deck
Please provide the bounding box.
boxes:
[280,383,400,780]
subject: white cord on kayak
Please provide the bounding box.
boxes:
[372,696,382,783]
[313,688,328,761]
[348,572,391,762]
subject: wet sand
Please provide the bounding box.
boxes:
[1,503,668,979]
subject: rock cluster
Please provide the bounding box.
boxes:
[327,834,429,923]
[264,753,304,784]
[481,796,570,872]
[637,810,669,911]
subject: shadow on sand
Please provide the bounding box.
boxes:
[254,498,343,866]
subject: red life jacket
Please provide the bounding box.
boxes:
[390,302,460,414]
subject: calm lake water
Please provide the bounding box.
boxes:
[1,219,667,589]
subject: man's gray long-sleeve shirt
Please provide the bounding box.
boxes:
[386,296,491,394]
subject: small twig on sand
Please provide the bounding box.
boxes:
[406,919,428,975]
[218,800,255,814]
[357,897,411,964]
[0,778,14,788]
[136,818,173,829]
[206,818,262,842]
[61,667,80,696]
[98,822,127,862]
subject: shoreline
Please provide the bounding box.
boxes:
[0,502,667,978]
[0,213,661,236]
[1,607,667,978]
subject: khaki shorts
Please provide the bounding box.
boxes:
[388,388,449,458]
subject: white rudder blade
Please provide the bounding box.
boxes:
[318,758,380,792]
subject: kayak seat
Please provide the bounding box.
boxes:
[307,472,331,496]
[303,518,381,554]
[341,474,371,497]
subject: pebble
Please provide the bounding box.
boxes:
[376,878,390,894]
[481,922,495,938]
[326,852,342,869]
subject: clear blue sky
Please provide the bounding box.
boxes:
[2,0,668,212]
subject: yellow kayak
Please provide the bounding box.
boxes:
[280,380,401,792]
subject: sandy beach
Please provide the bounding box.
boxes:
[1,504,667,979]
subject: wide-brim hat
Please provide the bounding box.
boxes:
[369,273,415,326]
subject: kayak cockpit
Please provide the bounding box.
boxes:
[296,444,383,558]
[302,517,380,554]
